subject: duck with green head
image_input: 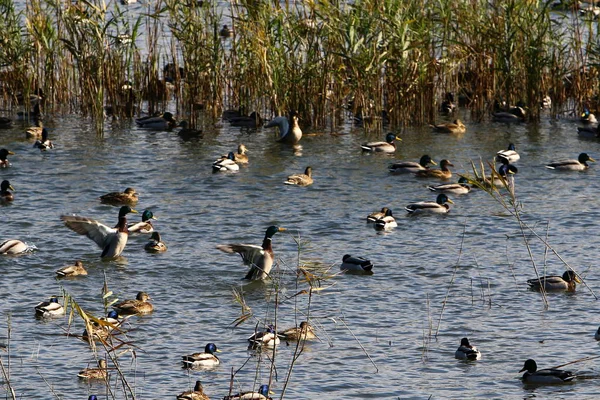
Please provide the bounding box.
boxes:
[128,209,157,233]
[389,155,436,174]
[33,128,54,150]
[361,132,401,153]
[527,270,581,292]
[406,194,454,214]
[182,343,221,368]
[366,207,389,223]
[428,177,471,195]
[224,384,273,400]
[519,359,575,384]
[455,337,481,360]
[0,149,15,168]
[496,143,520,163]
[35,296,64,317]
[546,153,595,171]
[374,209,397,231]
[144,232,167,253]
[213,152,239,172]
[0,180,14,202]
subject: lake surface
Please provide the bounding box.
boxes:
[1,108,600,399]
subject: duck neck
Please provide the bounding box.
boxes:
[117,216,129,233]
[262,237,273,254]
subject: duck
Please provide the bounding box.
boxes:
[546,153,595,171]
[498,156,518,177]
[374,209,397,231]
[112,291,153,315]
[82,310,122,342]
[406,193,454,214]
[135,111,177,130]
[266,113,302,144]
[577,124,600,138]
[366,207,389,223]
[220,24,233,38]
[0,239,27,254]
[415,159,454,180]
[144,232,167,253]
[430,119,466,134]
[284,166,313,186]
[428,177,471,195]
[77,359,108,380]
[229,112,262,128]
[454,337,481,360]
[16,103,42,121]
[216,226,286,280]
[527,270,581,292]
[340,254,374,275]
[128,209,157,234]
[361,133,401,153]
[182,343,221,368]
[595,327,600,341]
[25,120,44,139]
[177,380,210,400]
[0,116,12,128]
[496,143,520,163]
[100,187,139,206]
[177,121,203,138]
[581,109,598,124]
[0,149,15,168]
[519,359,575,384]
[61,205,138,258]
[389,155,437,174]
[223,384,273,400]
[492,106,526,122]
[233,144,249,164]
[248,325,280,348]
[213,152,240,172]
[0,180,15,202]
[278,321,317,341]
[33,128,54,150]
[56,260,87,277]
[16,88,44,107]
[35,297,65,317]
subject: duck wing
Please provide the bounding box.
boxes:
[266,116,289,140]
[217,244,264,265]
[61,215,116,249]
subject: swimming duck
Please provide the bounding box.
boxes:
[144,232,167,253]
[389,155,437,174]
[128,210,156,234]
[213,152,240,172]
[374,208,397,231]
[546,153,595,171]
[0,149,15,167]
[455,337,481,360]
[0,116,12,128]
[361,133,401,153]
[527,270,581,292]
[519,359,575,384]
[340,254,374,275]
[25,120,44,139]
[56,260,87,277]
[595,327,600,341]
[224,384,273,400]
[278,321,317,341]
[581,109,597,124]
[415,159,454,179]
[440,92,456,114]
[112,291,153,315]
[177,380,210,400]
[177,121,203,138]
[366,207,389,223]
[577,124,600,138]
[82,310,122,342]
[430,119,466,134]
[0,239,27,254]
[284,166,313,186]
[498,156,518,177]
[135,111,177,130]
[492,106,526,122]
[35,297,65,317]
[220,24,233,38]
[428,177,471,195]
[61,205,138,258]
[32,128,54,151]
[182,343,221,368]
[266,114,302,144]
[100,187,139,206]
[248,325,280,348]
[77,359,108,380]
[229,112,262,128]
[233,144,249,164]
[0,180,14,202]
[496,143,520,163]
[216,226,286,280]
[406,193,454,214]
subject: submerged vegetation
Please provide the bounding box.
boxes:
[1,0,600,131]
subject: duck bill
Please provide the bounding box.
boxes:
[574,275,582,283]
[589,157,596,162]
[395,136,402,141]
[278,227,287,232]
[430,160,438,165]
[519,367,526,373]
[8,151,15,155]
[446,199,454,204]
[130,209,139,213]
[8,185,15,191]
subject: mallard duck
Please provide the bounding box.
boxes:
[595,327,600,341]
[455,338,481,360]
[83,310,122,342]
[519,359,575,384]
[492,106,526,122]
[546,153,595,171]
[248,325,280,348]
[177,121,203,138]
[361,133,401,153]
[230,112,262,128]
[577,124,600,138]
[406,193,454,214]
[144,232,167,253]
[135,111,177,130]
[527,270,581,292]
[340,254,374,275]
[278,321,317,341]
[35,297,65,317]
[216,226,286,280]
[389,155,436,174]
[223,384,273,400]
[61,205,138,258]
[56,260,87,277]
[182,343,221,368]
[440,92,456,114]
[89,396,98,400]
[266,114,302,144]
[220,24,233,38]
[177,380,210,400]
[233,144,249,164]
[430,119,466,134]
[112,291,153,315]
[415,159,454,179]
[0,117,12,129]
[25,120,44,139]
[128,210,156,234]
[428,177,471,195]
[100,187,138,206]
[374,209,397,231]
[581,109,597,124]
[0,180,14,202]
[496,143,520,163]
[0,149,15,168]
[213,152,239,172]
[77,359,108,380]
[498,156,518,177]
[0,239,27,254]
[33,128,54,151]
[366,207,389,223]
[284,166,313,186]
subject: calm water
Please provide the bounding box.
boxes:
[1,110,600,399]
